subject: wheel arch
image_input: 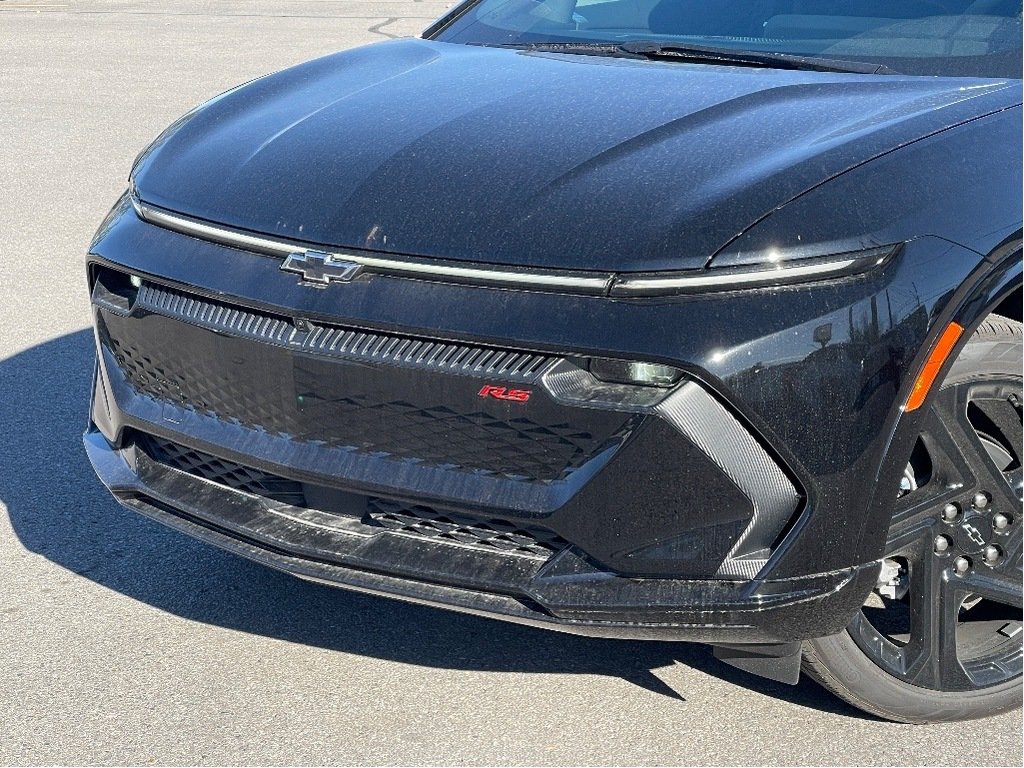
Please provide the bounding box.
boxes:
[963,234,1023,330]
[854,236,1022,568]
[993,285,1022,323]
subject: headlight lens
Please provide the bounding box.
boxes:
[589,358,684,387]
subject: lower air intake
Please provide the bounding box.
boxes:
[138,434,567,560]
[139,435,307,506]
[367,498,567,558]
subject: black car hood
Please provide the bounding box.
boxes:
[133,38,1018,273]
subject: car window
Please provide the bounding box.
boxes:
[433,0,1023,77]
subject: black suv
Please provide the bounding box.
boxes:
[86,0,1023,722]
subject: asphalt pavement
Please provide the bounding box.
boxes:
[1,2,1021,765]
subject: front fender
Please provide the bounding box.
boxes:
[711,104,1023,268]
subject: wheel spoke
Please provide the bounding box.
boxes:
[933,387,1012,495]
[959,567,1024,610]
[974,397,1023,471]
[1008,466,1023,498]
[900,545,974,691]
[890,392,978,535]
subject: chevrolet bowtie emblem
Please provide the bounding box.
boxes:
[281,250,363,287]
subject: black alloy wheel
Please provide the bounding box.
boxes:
[804,315,1023,723]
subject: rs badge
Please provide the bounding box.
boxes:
[478,385,531,403]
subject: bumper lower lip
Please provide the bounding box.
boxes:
[85,428,879,643]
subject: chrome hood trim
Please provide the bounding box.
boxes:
[132,196,615,295]
[133,194,892,296]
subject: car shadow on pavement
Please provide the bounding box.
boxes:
[1,330,873,718]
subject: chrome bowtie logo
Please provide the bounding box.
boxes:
[281,250,363,287]
[961,522,986,547]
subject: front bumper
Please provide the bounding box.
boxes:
[83,200,987,642]
[84,429,877,642]
[85,265,878,642]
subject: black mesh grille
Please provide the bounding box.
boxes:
[104,326,622,483]
[366,498,567,558]
[98,277,638,483]
[292,395,604,482]
[108,332,296,431]
[140,435,307,506]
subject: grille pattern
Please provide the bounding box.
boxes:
[141,435,307,506]
[367,498,567,558]
[137,282,551,380]
[97,275,634,483]
[107,332,295,428]
[297,395,604,482]
[106,331,610,482]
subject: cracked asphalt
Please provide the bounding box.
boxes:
[0,2,1021,765]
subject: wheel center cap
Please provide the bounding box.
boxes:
[949,512,992,554]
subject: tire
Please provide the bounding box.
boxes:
[803,314,1023,723]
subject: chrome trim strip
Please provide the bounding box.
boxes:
[610,257,860,295]
[132,197,615,295]
[132,195,888,296]
[135,197,294,257]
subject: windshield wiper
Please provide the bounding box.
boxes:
[470,41,646,58]
[470,40,897,74]
[617,41,897,74]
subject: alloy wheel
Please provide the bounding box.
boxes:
[851,378,1023,691]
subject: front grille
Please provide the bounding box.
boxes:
[138,281,552,381]
[366,498,568,558]
[140,434,566,559]
[108,330,603,480]
[140,435,307,506]
[98,278,636,483]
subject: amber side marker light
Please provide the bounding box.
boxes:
[905,321,965,412]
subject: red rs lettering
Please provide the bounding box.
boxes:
[478,385,531,403]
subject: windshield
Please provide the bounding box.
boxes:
[432,0,1023,78]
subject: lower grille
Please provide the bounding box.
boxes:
[366,498,567,558]
[139,435,566,559]
[140,435,307,506]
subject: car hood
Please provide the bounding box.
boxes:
[132,38,1018,273]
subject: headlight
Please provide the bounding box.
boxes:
[608,245,896,296]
